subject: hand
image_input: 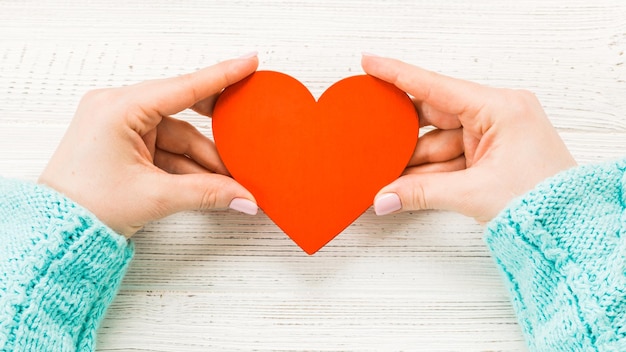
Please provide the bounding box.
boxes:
[39,54,260,238]
[362,55,577,223]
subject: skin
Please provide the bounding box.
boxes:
[363,55,578,223]
[38,53,577,238]
[39,55,260,238]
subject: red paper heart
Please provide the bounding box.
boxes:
[213,71,418,254]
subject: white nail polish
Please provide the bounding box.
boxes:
[238,51,258,59]
[229,198,258,215]
[374,193,402,216]
[361,52,380,58]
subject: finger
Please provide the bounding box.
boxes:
[414,99,462,129]
[373,168,503,222]
[191,93,219,117]
[408,128,464,167]
[373,170,468,215]
[463,130,482,167]
[373,169,472,216]
[156,172,258,215]
[142,128,157,161]
[154,149,210,175]
[145,56,258,116]
[362,54,487,116]
[129,55,259,133]
[156,116,229,175]
[403,155,466,175]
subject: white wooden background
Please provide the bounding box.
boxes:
[1,1,625,351]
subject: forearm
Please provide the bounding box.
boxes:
[486,158,626,351]
[0,178,134,351]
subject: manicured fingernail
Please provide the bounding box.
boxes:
[229,198,258,215]
[374,193,402,216]
[361,52,380,58]
[238,51,258,59]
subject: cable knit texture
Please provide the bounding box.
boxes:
[2,159,625,351]
[0,178,134,352]
[486,158,626,351]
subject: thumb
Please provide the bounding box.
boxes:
[159,173,258,216]
[373,170,474,216]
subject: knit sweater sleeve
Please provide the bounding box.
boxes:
[485,158,626,351]
[0,178,134,351]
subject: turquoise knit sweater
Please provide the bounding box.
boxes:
[0,158,625,351]
[0,179,134,351]
[486,158,626,351]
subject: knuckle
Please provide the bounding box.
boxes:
[174,118,196,134]
[79,87,130,117]
[198,178,229,210]
[168,118,201,151]
[413,183,429,210]
[496,88,542,122]
[80,88,113,105]
[75,88,126,126]
[405,179,429,210]
[200,189,219,210]
[503,88,539,110]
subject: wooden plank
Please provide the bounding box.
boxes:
[1,0,625,351]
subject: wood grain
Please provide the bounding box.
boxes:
[1,0,625,351]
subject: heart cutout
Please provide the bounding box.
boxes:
[213,71,418,254]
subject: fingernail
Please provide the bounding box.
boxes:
[238,51,258,59]
[361,52,380,58]
[374,193,402,216]
[229,198,258,215]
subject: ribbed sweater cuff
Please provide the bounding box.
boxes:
[0,178,134,351]
[485,159,626,351]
